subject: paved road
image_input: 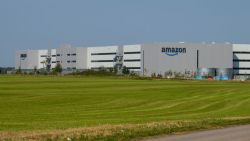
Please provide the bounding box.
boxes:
[142,125,250,141]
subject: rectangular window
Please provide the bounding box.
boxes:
[52,55,56,57]
[233,68,250,70]
[67,54,70,56]
[40,55,47,57]
[233,52,250,54]
[127,67,141,69]
[91,53,116,55]
[71,53,76,56]
[52,61,56,63]
[124,52,141,54]
[233,59,250,62]
[124,59,141,62]
[91,60,114,62]
[67,61,70,63]
[91,67,113,69]
[20,54,27,58]
[72,60,76,63]
[57,54,60,56]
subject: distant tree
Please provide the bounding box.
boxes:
[16,66,22,74]
[122,66,130,75]
[41,60,46,69]
[108,68,114,73]
[151,73,156,78]
[98,66,106,72]
[157,74,163,78]
[53,63,62,74]
[33,66,37,74]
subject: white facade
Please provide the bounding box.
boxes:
[233,44,250,75]
[87,46,119,69]
[123,44,142,72]
[16,49,52,70]
[15,43,250,77]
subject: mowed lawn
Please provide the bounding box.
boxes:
[0,75,250,131]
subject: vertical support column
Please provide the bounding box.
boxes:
[197,50,199,69]
[142,50,145,76]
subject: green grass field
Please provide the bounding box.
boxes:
[1,75,250,140]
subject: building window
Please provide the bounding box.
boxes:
[40,55,47,57]
[91,60,114,62]
[127,67,141,69]
[233,52,250,54]
[72,60,76,63]
[67,54,70,56]
[91,53,116,55]
[20,54,27,58]
[124,59,141,62]
[52,61,56,63]
[233,59,250,62]
[56,54,60,56]
[52,55,56,57]
[124,52,141,54]
[91,67,113,69]
[233,68,250,70]
[67,60,70,63]
[71,53,76,56]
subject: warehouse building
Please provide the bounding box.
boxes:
[15,42,250,79]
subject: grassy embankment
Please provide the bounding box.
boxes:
[0,75,250,140]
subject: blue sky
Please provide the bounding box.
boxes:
[1,0,250,67]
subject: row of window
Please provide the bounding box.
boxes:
[56,53,77,57]
[40,55,59,57]
[67,53,76,56]
[91,59,141,63]
[33,51,141,58]
[233,52,250,54]
[124,51,141,54]
[126,67,141,69]
[40,55,63,57]
[40,60,77,64]
[233,60,250,62]
[67,60,77,63]
[67,67,76,70]
[233,68,250,70]
[40,59,140,63]
[90,67,141,70]
[91,52,141,56]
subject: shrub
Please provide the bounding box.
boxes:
[53,63,62,74]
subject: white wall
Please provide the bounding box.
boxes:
[123,45,142,71]
[16,50,40,70]
[50,49,57,68]
[233,44,250,75]
[87,46,118,69]
[38,50,48,69]
[233,62,250,68]
[56,44,77,69]
[234,54,250,60]
[235,70,250,74]
[233,44,250,52]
